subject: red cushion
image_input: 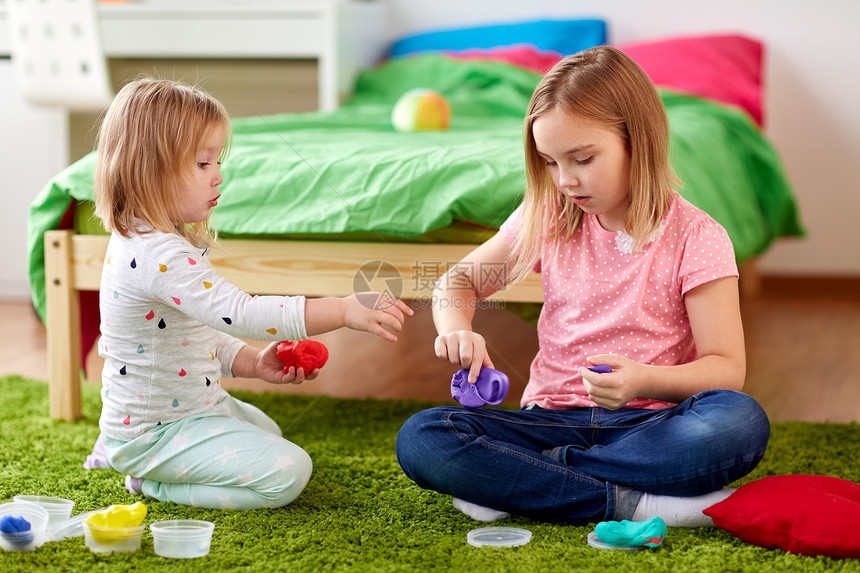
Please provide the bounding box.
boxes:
[703,475,860,558]
[617,34,764,127]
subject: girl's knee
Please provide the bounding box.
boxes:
[265,444,313,508]
[398,408,428,433]
[397,407,448,446]
[693,390,770,452]
[396,410,430,472]
[396,407,457,482]
[719,390,769,436]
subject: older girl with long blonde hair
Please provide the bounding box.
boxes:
[397,47,769,526]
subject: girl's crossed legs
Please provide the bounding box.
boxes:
[104,390,313,510]
[396,389,769,522]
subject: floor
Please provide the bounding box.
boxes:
[2,286,859,424]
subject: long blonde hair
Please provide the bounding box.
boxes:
[94,77,231,247]
[510,46,679,282]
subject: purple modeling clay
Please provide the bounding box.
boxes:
[451,367,510,408]
[588,365,613,374]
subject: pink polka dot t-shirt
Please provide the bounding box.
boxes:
[500,192,738,410]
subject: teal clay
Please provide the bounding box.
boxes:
[595,516,667,548]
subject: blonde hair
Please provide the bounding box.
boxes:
[510,45,679,282]
[94,77,231,247]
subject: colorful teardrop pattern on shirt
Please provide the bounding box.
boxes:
[130,258,137,269]
[172,297,181,305]
[182,338,190,346]
[113,290,119,299]
[145,310,155,320]
[159,263,168,272]
[172,399,179,408]
[179,369,186,377]
[205,377,211,386]
[203,281,212,289]
[187,257,197,265]
[222,317,232,325]
[119,366,127,375]
[266,328,277,335]
[158,318,166,329]
[123,415,130,425]
[137,344,144,354]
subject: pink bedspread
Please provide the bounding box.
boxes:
[445,34,765,127]
[617,34,764,127]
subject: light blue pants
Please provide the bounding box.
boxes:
[103,390,313,510]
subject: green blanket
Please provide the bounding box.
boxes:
[27,55,804,322]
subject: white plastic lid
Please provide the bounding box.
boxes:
[467,526,532,547]
[586,531,646,551]
[47,510,101,541]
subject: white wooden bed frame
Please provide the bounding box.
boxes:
[43,229,760,421]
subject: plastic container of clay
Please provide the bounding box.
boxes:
[82,521,146,554]
[0,502,49,552]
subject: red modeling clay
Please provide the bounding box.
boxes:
[277,340,329,373]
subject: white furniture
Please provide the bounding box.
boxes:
[0,0,390,112]
[7,0,114,111]
[0,0,389,299]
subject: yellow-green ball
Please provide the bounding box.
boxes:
[391,88,451,131]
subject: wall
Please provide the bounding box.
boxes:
[0,60,68,299]
[388,0,860,277]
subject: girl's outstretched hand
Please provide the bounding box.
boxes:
[343,292,413,342]
[434,330,495,384]
[255,341,320,385]
[580,354,641,410]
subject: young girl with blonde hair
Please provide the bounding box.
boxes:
[94,77,412,510]
[396,46,769,526]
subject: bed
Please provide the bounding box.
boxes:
[26,20,804,420]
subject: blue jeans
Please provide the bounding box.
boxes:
[396,390,769,523]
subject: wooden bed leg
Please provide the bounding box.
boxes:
[44,230,83,421]
[739,258,762,300]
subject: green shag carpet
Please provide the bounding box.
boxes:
[1,375,858,573]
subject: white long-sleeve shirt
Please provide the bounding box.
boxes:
[98,228,306,440]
